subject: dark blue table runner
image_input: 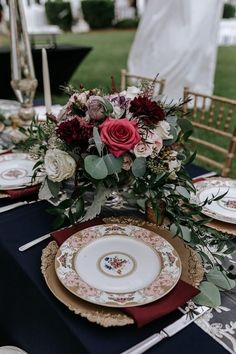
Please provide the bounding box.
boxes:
[0,200,228,354]
[0,163,228,354]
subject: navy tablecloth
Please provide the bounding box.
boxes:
[0,164,228,354]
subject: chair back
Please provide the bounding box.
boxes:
[183,87,236,176]
[120,69,166,95]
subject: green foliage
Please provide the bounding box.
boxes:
[114,18,139,29]
[81,0,115,29]
[206,266,236,290]
[193,281,221,308]
[132,157,146,177]
[103,154,122,175]
[84,155,108,179]
[93,127,103,156]
[223,3,235,18]
[45,1,73,31]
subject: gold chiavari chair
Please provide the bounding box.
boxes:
[183,87,236,177]
[120,69,166,95]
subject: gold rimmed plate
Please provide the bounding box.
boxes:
[194,178,236,224]
[55,224,182,308]
[0,153,43,190]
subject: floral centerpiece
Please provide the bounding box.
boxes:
[24,84,195,224]
[18,82,236,306]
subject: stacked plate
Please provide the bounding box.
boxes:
[54,224,182,308]
[194,177,236,235]
[0,99,20,117]
[0,153,43,190]
[0,347,28,354]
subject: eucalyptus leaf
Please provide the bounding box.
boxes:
[193,281,221,307]
[170,223,191,242]
[38,178,54,200]
[177,118,193,134]
[176,186,190,199]
[170,223,178,236]
[103,154,122,175]
[132,157,146,177]
[47,178,61,198]
[93,127,103,156]
[206,267,236,290]
[83,183,111,221]
[84,155,108,180]
[166,115,178,126]
[136,198,147,210]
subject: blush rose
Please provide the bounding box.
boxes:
[100,118,141,157]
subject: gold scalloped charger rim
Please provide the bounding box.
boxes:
[41,241,134,327]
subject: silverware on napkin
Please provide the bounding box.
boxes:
[0,200,38,213]
[120,306,208,354]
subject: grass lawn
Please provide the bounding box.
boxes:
[54,31,236,101]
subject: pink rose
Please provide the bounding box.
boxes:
[134,141,153,157]
[100,118,141,157]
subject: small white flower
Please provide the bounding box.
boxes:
[153,121,173,140]
[125,86,142,99]
[44,149,76,182]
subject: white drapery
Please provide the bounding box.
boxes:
[128,0,223,100]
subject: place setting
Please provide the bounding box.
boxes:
[193,177,236,235]
[0,152,44,204]
[40,217,204,329]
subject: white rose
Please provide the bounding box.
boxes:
[153,121,173,140]
[134,141,153,157]
[44,149,76,182]
[126,86,142,99]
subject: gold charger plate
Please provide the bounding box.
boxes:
[41,217,204,327]
[206,219,236,236]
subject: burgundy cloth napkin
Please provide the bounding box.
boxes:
[51,218,200,327]
[6,185,40,199]
[192,177,206,183]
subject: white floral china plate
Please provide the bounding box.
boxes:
[55,224,182,307]
[194,178,236,224]
[0,153,43,190]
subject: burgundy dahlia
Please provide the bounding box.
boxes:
[56,117,93,147]
[129,96,165,125]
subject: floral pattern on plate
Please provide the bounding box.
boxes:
[0,153,44,190]
[194,178,236,224]
[55,224,182,307]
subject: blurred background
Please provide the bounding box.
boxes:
[0,0,236,105]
